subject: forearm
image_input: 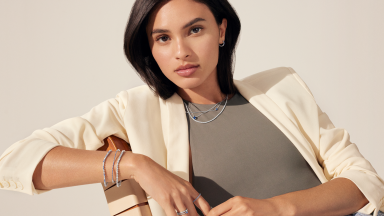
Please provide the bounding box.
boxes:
[32,146,142,190]
[269,177,369,216]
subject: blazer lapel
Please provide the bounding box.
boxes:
[163,79,328,184]
[159,93,190,182]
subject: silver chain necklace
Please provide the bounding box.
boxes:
[188,101,221,119]
[184,94,228,124]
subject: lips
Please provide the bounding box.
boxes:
[175,64,199,77]
[175,64,199,71]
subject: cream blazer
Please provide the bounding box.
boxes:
[1,67,383,216]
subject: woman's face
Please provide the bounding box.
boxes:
[146,0,227,92]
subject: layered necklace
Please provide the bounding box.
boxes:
[183,94,228,124]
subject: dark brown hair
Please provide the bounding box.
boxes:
[124,0,241,100]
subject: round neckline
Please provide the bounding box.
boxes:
[182,93,237,106]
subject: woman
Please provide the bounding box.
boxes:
[0,0,383,216]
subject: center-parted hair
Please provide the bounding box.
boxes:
[124,0,241,100]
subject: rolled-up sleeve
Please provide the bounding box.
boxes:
[317,107,384,215]
[287,67,384,215]
[0,90,129,195]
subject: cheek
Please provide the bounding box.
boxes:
[195,36,219,69]
[152,47,173,75]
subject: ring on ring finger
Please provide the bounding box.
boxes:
[176,208,189,215]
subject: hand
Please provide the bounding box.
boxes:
[131,155,211,216]
[206,196,278,216]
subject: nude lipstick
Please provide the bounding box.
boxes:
[175,64,199,77]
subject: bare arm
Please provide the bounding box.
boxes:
[32,146,143,190]
[270,177,369,216]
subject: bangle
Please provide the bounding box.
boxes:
[111,149,120,184]
[116,150,126,187]
[103,150,112,187]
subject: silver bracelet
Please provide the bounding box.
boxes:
[111,149,120,184]
[103,150,112,187]
[116,150,126,187]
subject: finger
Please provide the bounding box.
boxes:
[192,192,211,215]
[206,198,233,216]
[160,196,178,216]
[183,194,199,216]
[173,193,190,216]
[219,208,237,216]
[163,203,178,216]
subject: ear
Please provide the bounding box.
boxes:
[219,18,227,44]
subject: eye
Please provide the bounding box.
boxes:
[190,27,202,34]
[156,35,170,43]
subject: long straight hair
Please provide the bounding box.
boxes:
[124,0,241,100]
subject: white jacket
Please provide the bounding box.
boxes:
[1,67,383,216]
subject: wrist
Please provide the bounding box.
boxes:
[119,152,148,181]
[267,195,296,216]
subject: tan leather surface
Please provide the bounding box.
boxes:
[98,135,152,216]
[104,180,149,215]
[115,204,152,216]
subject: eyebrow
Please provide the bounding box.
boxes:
[151,17,206,35]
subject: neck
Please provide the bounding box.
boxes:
[178,89,227,104]
[176,71,234,104]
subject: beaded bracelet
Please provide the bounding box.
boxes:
[111,149,120,184]
[103,150,112,187]
[116,150,126,187]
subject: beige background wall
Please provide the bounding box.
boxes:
[0,0,383,215]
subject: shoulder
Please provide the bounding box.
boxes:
[114,84,161,111]
[238,67,321,129]
[120,84,154,96]
[239,66,316,101]
[117,84,158,101]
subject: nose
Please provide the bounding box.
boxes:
[174,38,191,60]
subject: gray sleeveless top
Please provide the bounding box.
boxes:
[183,92,321,212]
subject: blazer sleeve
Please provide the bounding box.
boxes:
[287,67,384,215]
[0,90,130,195]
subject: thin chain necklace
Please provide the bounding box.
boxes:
[184,94,228,124]
[184,95,225,118]
[188,102,221,119]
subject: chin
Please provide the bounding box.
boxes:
[174,78,205,90]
